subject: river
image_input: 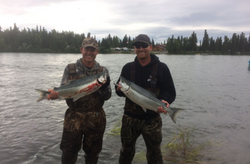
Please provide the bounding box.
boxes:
[0,53,250,164]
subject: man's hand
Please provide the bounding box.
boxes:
[100,76,110,89]
[157,100,169,114]
[47,89,59,100]
[115,82,122,91]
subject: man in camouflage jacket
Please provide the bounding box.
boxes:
[48,37,111,164]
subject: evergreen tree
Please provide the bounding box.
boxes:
[107,34,113,47]
[239,32,246,52]
[209,37,215,51]
[128,36,132,48]
[215,37,222,51]
[0,26,6,51]
[182,37,189,52]
[222,36,230,54]
[202,30,209,51]
[231,33,237,54]
[152,38,155,47]
[112,36,120,47]
[166,35,174,53]
[99,37,111,53]
[122,34,128,47]
[189,31,197,51]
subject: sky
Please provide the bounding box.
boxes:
[1,0,250,43]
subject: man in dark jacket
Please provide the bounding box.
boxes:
[115,34,176,164]
[47,37,111,164]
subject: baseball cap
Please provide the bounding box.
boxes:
[133,34,151,46]
[81,37,99,49]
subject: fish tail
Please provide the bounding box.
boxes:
[169,107,184,123]
[35,89,49,102]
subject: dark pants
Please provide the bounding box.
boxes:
[119,114,163,164]
[60,108,106,164]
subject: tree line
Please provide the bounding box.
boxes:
[0,24,249,54]
[166,30,250,54]
[0,24,138,53]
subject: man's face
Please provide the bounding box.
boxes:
[134,42,152,60]
[81,47,99,64]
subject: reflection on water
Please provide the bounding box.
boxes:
[0,53,250,164]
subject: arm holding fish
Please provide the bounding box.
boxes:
[157,63,176,114]
[115,64,130,97]
[157,100,169,114]
[47,89,59,100]
[98,68,112,101]
[115,78,124,96]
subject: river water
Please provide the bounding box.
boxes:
[0,53,250,164]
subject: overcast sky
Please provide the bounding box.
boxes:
[1,0,249,43]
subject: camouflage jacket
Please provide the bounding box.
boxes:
[60,58,111,109]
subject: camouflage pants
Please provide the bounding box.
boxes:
[119,114,163,164]
[60,108,106,164]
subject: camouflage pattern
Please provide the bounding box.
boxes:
[81,37,99,50]
[61,59,109,85]
[60,58,111,164]
[119,114,163,164]
[60,108,106,164]
[64,92,104,130]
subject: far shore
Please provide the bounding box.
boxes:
[1,51,249,55]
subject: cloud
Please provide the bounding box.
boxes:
[0,0,249,43]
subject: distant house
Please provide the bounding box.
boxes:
[113,47,132,52]
[121,47,129,51]
[114,47,121,51]
[152,45,166,51]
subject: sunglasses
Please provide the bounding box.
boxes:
[134,43,149,49]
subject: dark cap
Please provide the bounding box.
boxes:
[81,37,99,49]
[133,34,151,46]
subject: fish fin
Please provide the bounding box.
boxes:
[35,89,49,102]
[73,97,80,102]
[169,107,184,123]
[142,107,147,113]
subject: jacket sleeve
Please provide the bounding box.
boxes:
[158,63,176,104]
[60,66,70,86]
[99,75,112,101]
[59,66,74,107]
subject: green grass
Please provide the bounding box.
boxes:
[109,118,216,163]
[109,117,122,136]
[134,148,147,162]
[162,125,212,163]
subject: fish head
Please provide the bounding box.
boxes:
[97,72,107,85]
[120,76,130,92]
[120,82,130,92]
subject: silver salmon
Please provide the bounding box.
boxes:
[35,72,107,102]
[117,76,183,123]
